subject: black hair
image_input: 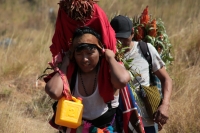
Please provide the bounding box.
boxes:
[72,26,101,41]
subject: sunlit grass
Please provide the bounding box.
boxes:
[0,0,200,132]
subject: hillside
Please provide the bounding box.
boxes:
[0,0,200,132]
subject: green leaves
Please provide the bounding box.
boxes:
[115,40,134,70]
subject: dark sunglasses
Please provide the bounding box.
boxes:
[75,43,99,52]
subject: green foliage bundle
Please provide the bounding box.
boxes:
[132,6,174,66]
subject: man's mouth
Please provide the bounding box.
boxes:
[82,63,90,67]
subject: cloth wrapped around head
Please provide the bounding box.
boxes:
[69,26,104,59]
[49,2,117,103]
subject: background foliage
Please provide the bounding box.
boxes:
[0,0,200,132]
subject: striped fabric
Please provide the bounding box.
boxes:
[152,75,162,98]
[118,84,145,133]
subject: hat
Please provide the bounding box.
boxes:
[110,15,133,38]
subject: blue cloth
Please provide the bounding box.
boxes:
[89,125,114,133]
[152,76,161,133]
[144,125,158,133]
[152,75,163,98]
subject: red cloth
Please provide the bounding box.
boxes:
[119,85,145,133]
[50,3,117,103]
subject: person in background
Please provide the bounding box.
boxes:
[110,15,173,133]
[45,26,131,133]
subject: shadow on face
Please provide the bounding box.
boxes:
[72,33,101,73]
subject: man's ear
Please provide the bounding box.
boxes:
[97,48,103,57]
[131,28,135,38]
[99,50,104,56]
[131,28,134,34]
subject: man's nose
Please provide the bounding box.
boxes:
[82,54,89,61]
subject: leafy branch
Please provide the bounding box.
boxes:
[132,6,174,67]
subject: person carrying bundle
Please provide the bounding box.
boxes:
[43,1,145,133]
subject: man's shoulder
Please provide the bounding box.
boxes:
[131,41,139,48]
[146,42,158,54]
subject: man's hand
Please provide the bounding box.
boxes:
[103,49,115,62]
[153,104,169,131]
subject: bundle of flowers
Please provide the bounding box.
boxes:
[133,6,174,66]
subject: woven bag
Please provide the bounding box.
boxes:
[139,85,162,119]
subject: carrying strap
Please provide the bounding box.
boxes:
[138,41,155,85]
[138,41,152,71]
[57,69,72,100]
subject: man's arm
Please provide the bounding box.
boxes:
[153,66,172,130]
[45,55,70,100]
[104,49,131,89]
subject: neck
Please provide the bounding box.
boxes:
[79,66,98,75]
[125,41,134,53]
[129,41,134,50]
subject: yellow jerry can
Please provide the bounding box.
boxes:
[55,96,83,128]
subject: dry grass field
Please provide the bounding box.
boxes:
[0,0,200,132]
